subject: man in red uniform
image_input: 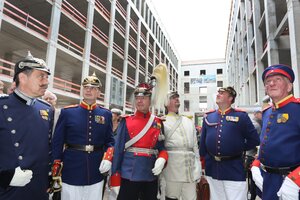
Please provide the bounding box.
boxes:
[111,82,168,200]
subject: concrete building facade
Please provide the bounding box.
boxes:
[226,0,300,107]
[180,59,226,127]
[0,0,179,112]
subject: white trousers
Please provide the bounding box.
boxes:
[61,181,104,200]
[206,176,247,200]
[165,181,197,200]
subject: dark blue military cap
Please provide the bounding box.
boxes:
[14,51,50,81]
[262,64,294,83]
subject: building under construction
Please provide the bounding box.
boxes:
[226,0,300,107]
[0,0,179,112]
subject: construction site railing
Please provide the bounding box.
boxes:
[95,0,110,21]
[57,34,84,57]
[3,1,49,38]
[61,0,86,28]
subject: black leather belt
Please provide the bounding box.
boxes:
[209,152,242,162]
[65,144,103,153]
[261,164,299,175]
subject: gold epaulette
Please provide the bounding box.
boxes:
[64,104,78,109]
[205,109,215,114]
[262,105,271,112]
[37,99,51,107]
[98,105,111,112]
[234,108,246,112]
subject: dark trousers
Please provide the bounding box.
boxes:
[117,178,158,200]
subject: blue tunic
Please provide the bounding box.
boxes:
[0,93,53,200]
[51,101,114,186]
[200,108,259,181]
[258,95,300,200]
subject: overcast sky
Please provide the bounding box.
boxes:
[150,0,232,61]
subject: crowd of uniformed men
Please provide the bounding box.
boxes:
[0,52,300,200]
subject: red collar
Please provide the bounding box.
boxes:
[218,107,232,115]
[135,111,151,118]
[273,95,295,109]
[80,101,97,110]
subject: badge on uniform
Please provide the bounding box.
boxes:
[277,113,289,123]
[95,115,105,124]
[40,110,49,120]
[152,121,161,129]
[226,116,239,122]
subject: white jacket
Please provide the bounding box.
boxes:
[161,112,201,182]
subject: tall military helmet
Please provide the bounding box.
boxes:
[82,72,102,88]
[14,51,50,81]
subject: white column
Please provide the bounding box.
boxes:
[104,0,117,108]
[46,0,62,89]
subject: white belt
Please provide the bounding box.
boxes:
[126,147,158,156]
[166,147,193,151]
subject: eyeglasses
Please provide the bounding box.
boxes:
[264,77,284,86]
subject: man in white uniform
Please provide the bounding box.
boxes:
[161,91,201,200]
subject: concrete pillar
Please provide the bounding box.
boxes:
[0,0,4,29]
[264,0,279,64]
[134,19,141,85]
[46,0,62,89]
[122,4,131,111]
[153,42,156,67]
[81,0,95,84]
[287,0,300,97]
[145,31,150,82]
[104,0,117,108]
[253,0,266,103]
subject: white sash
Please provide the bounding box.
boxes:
[165,116,182,139]
[125,114,155,149]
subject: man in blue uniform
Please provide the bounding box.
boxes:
[111,82,168,200]
[200,86,259,200]
[51,73,114,200]
[251,64,300,200]
[0,51,53,200]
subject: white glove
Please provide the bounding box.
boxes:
[152,158,166,176]
[9,166,33,187]
[108,186,120,200]
[99,160,112,174]
[277,177,299,200]
[251,166,263,191]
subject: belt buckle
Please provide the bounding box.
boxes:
[85,145,94,153]
[214,156,221,162]
[260,164,267,172]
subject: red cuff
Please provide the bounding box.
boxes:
[52,160,63,176]
[110,172,121,187]
[200,156,205,169]
[103,147,114,161]
[288,166,300,187]
[158,150,168,161]
[251,159,260,168]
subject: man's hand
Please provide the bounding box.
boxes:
[99,160,112,174]
[9,166,33,187]
[251,166,263,191]
[152,157,166,175]
[277,177,299,200]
